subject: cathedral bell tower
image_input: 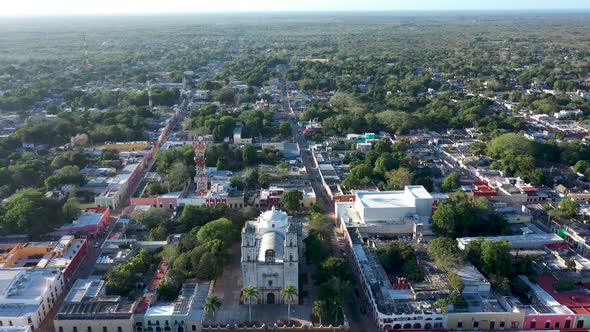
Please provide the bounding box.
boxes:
[241,223,257,288]
[283,223,299,298]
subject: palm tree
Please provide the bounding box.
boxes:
[204,295,222,321]
[242,286,258,323]
[312,300,326,326]
[332,296,342,324]
[281,284,297,324]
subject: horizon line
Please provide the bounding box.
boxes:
[1,8,590,18]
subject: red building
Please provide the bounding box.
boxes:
[471,182,497,197]
[56,207,110,238]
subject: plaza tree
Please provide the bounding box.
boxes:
[242,286,258,323]
[204,295,222,320]
[312,300,326,326]
[282,284,297,324]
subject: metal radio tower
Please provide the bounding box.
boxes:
[193,135,208,195]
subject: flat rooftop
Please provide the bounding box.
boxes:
[536,275,590,315]
[0,269,60,318]
[145,305,174,316]
[356,191,414,209]
[66,278,105,302]
[348,228,445,316]
[0,327,31,332]
[56,301,135,320]
[406,185,434,200]
[145,282,209,319]
[519,275,573,315]
[355,186,432,209]
[0,268,60,302]
[457,233,563,249]
[66,208,107,228]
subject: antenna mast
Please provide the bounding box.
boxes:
[84,33,93,70]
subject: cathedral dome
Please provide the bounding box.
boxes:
[258,206,289,230]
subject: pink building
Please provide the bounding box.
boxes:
[518,275,577,330]
[130,192,182,210]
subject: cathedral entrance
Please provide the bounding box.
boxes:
[267,292,276,304]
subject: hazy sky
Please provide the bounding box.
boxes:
[2,0,589,16]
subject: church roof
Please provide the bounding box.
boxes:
[258,206,289,230]
[258,231,284,263]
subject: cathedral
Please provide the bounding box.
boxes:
[241,206,301,304]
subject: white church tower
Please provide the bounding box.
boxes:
[241,223,257,288]
[283,223,299,291]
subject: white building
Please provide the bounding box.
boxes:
[0,327,31,332]
[335,185,434,238]
[347,229,446,331]
[241,207,300,304]
[554,109,583,120]
[454,263,491,296]
[456,233,564,250]
[335,186,445,331]
[0,268,65,330]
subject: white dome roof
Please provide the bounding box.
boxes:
[258,206,289,230]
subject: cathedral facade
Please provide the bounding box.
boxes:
[241,207,300,304]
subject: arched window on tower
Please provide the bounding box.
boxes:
[265,249,275,263]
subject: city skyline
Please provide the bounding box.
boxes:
[2,0,590,16]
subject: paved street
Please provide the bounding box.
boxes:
[37,219,113,332]
[279,70,370,331]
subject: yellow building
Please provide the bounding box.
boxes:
[0,235,87,283]
[446,312,525,330]
[0,242,53,268]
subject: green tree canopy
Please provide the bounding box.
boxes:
[385,167,413,190]
[278,122,292,138]
[62,197,81,222]
[133,208,172,230]
[196,217,237,246]
[550,199,580,220]
[342,164,373,189]
[573,160,590,174]
[313,257,353,285]
[0,189,63,235]
[432,193,507,238]
[441,172,460,192]
[280,190,303,213]
[466,239,512,278]
[427,237,462,271]
[376,241,423,282]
